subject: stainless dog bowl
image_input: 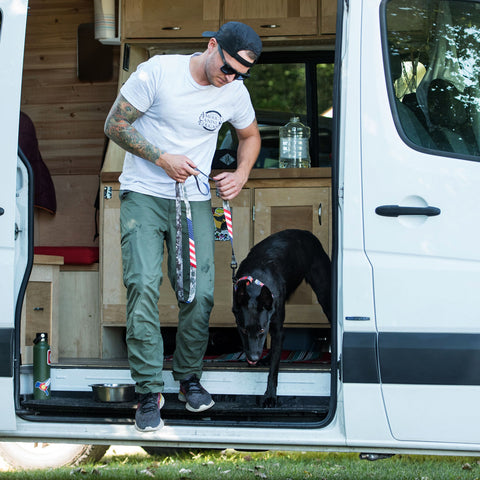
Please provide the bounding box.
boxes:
[90,383,136,403]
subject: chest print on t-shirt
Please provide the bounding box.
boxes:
[198,110,223,131]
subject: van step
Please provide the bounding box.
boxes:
[21,392,330,426]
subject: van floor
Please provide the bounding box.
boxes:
[21,392,330,426]
[19,361,331,427]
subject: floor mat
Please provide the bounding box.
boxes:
[165,350,331,364]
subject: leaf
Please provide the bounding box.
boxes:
[140,468,155,477]
[69,467,88,475]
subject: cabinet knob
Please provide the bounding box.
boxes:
[0,207,4,216]
[162,26,181,31]
[260,24,280,29]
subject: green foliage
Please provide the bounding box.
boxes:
[2,448,480,480]
[246,63,307,116]
[245,63,335,117]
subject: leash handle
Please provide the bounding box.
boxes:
[175,182,196,303]
[223,200,237,281]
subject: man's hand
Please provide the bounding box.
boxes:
[157,153,198,183]
[213,120,261,200]
[212,170,247,200]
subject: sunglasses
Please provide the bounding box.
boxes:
[217,44,250,81]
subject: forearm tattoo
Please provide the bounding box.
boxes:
[105,95,165,164]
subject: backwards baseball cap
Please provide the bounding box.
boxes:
[202,22,262,68]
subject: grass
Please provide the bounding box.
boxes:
[1,448,480,479]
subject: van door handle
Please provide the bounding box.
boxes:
[375,205,441,217]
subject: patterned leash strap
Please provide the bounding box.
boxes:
[175,182,196,304]
[222,199,238,282]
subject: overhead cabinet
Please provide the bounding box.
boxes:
[122,0,221,39]
[122,0,337,40]
[224,0,318,37]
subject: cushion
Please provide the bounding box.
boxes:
[34,246,99,265]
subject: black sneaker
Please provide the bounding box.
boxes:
[135,392,165,432]
[178,374,215,412]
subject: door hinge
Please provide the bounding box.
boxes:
[252,205,255,221]
[338,186,344,199]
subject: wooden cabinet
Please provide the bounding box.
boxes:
[21,255,63,364]
[99,172,331,358]
[122,0,221,39]
[224,0,318,37]
[122,0,337,42]
[320,0,337,34]
[254,186,330,327]
[210,188,253,326]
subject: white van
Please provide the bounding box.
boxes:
[2,0,480,469]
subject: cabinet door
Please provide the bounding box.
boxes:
[320,0,337,34]
[101,187,178,328]
[101,188,125,326]
[210,188,252,326]
[101,186,252,329]
[224,0,318,37]
[253,187,330,327]
[123,0,220,39]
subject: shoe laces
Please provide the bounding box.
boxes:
[182,376,203,394]
[139,393,159,412]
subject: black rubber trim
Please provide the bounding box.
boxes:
[0,329,14,377]
[343,332,480,386]
[14,148,34,407]
[379,332,480,385]
[342,332,379,383]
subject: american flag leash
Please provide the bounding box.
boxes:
[222,199,238,282]
[175,182,196,304]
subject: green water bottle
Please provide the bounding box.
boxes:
[33,332,51,400]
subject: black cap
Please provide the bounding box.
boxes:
[203,22,262,68]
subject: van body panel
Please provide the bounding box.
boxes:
[2,0,480,455]
[361,0,480,444]
[0,0,28,431]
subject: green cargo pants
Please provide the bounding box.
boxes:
[119,190,215,394]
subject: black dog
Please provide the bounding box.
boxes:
[232,229,331,407]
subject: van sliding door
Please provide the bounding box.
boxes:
[362,0,480,444]
[0,0,29,431]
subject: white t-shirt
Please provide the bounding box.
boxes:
[119,54,256,201]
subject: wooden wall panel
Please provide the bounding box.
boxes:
[21,0,120,246]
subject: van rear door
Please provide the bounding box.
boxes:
[362,0,480,444]
[0,0,29,430]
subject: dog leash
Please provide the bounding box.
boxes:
[195,168,238,281]
[222,199,238,282]
[175,168,238,301]
[175,182,196,304]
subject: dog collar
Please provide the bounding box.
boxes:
[235,275,265,288]
[234,276,274,299]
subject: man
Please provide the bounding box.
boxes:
[104,21,262,432]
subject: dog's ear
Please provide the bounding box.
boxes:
[259,286,273,311]
[234,281,249,307]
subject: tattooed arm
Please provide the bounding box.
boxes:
[104,94,197,182]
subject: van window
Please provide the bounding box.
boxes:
[384,0,480,157]
[216,52,334,168]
